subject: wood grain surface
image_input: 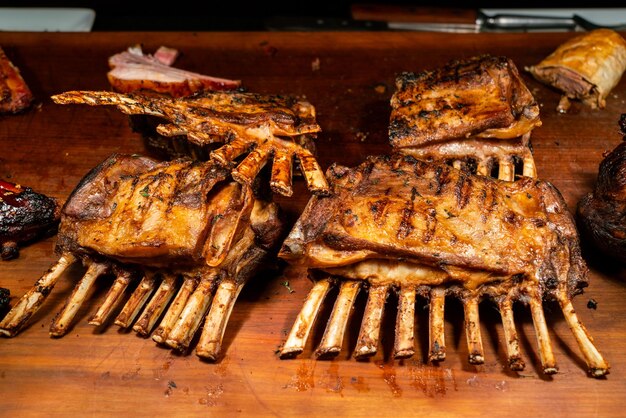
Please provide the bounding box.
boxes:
[0,31,625,417]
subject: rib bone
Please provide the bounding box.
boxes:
[428,287,446,362]
[114,271,158,329]
[89,269,134,326]
[556,291,610,377]
[165,273,218,351]
[394,285,416,359]
[49,261,109,337]
[464,297,485,364]
[152,277,198,344]
[353,284,389,359]
[529,294,558,374]
[280,277,332,358]
[498,296,525,371]
[0,253,76,337]
[133,273,178,336]
[196,279,244,360]
[315,280,361,357]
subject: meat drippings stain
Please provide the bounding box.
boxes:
[283,360,315,392]
[407,361,456,397]
[318,362,344,395]
[376,361,402,397]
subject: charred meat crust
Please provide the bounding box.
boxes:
[279,153,587,297]
[0,180,60,260]
[577,115,626,263]
[389,55,540,150]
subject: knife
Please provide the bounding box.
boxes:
[265,12,626,33]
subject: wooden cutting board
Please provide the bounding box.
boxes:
[0,31,625,417]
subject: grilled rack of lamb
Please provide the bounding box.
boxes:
[0,46,33,114]
[0,154,284,361]
[577,114,626,264]
[278,154,608,378]
[0,180,60,260]
[389,55,542,181]
[108,45,241,96]
[52,90,328,197]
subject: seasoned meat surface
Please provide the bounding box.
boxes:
[280,153,586,296]
[57,154,258,269]
[389,55,541,161]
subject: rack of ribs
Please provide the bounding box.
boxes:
[389,54,542,181]
[278,153,608,378]
[0,154,284,361]
[51,90,329,197]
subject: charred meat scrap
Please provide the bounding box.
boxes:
[389,55,541,180]
[0,154,285,361]
[0,179,60,260]
[278,154,608,378]
[51,90,328,197]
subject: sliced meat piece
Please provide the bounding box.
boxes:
[108,45,241,97]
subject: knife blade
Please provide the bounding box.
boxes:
[265,12,626,33]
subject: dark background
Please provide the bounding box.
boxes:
[1,1,624,30]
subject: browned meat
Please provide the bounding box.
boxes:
[0,180,60,260]
[389,55,541,180]
[527,29,626,112]
[0,154,284,361]
[52,90,328,197]
[278,153,608,378]
[0,47,33,114]
[577,114,626,263]
[108,45,241,97]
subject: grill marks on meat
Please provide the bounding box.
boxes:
[577,114,626,263]
[0,180,60,260]
[0,47,33,114]
[108,45,241,97]
[278,154,608,378]
[389,55,541,180]
[51,90,328,197]
[0,154,284,361]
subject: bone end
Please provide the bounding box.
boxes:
[508,356,526,371]
[279,346,304,359]
[428,343,446,362]
[468,353,485,365]
[589,367,609,378]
